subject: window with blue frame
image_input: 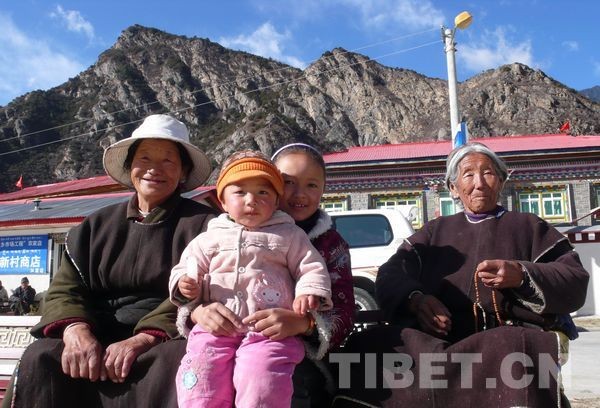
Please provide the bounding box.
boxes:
[320,196,348,212]
[439,192,459,216]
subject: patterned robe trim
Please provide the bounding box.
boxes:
[304,309,332,360]
[306,311,336,396]
[514,265,546,313]
[306,209,332,240]
[176,299,200,338]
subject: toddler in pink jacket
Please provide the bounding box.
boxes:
[169,150,332,408]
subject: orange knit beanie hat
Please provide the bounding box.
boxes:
[216,155,284,201]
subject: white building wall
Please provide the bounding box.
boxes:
[570,240,599,316]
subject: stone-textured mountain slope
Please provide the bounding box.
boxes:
[1,25,599,192]
[581,86,600,103]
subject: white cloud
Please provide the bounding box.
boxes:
[594,61,600,77]
[561,40,579,52]
[459,27,536,72]
[0,13,85,105]
[219,22,306,68]
[50,5,95,40]
[341,0,444,30]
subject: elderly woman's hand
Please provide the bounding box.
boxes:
[102,333,161,383]
[61,323,103,381]
[476,259,525,289]
[191,302,244,336]
[409,294,452,337]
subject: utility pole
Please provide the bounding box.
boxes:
[441,11,472,148]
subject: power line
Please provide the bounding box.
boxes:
[0,37,441,157]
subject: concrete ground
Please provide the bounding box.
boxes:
[565,316,600,408]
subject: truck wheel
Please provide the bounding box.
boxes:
[354,287,378,311]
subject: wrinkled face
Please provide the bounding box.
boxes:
[449,153,502,214]
[275,153,325,222]
[130,139,185,209]
[221,177,279,228]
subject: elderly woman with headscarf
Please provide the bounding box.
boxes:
[333,142,589,408]
[4,114,218,408]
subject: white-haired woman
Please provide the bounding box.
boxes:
[334,142,589,408]
[6,115,218,408]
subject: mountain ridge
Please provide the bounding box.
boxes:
[581,85,600,103]
[1,24,599,192]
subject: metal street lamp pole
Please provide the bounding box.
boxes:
[443,27,460,145]
[442,11,472,148]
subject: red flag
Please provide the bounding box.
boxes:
[559,121,570,134]
[15,175,23,190]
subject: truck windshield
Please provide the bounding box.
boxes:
[332,214,393,248]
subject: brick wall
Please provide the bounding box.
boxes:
[347,192,370,210]
[572,181,592,226]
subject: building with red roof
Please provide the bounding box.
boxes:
[320,134,600,229]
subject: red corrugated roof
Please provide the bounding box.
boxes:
[0,191,133,206]
[0,175,217,202]
[0,217,84,228]
[323,134,600,164]
[0,175,121,201]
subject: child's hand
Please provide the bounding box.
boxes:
[243,308,308,341]
[307,295,321,311]
[293,294,320,315]
[178,275,201,300]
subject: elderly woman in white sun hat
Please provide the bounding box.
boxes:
[5,114,218,408]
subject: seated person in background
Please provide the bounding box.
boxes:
[333,142,589,408]
[0,280,9,303]
[9,277,36,315]
[169,150,332,408]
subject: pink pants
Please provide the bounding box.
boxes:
[176,325,305,408]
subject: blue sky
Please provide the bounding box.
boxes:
[1,0,599,106]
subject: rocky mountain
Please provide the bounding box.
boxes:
[581,86,600,103]
[1,24,599,193]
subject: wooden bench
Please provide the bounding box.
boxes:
[0,315,40,403]
[0,316,41,376]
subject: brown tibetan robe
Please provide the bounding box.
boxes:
[6,193,217,408]
[333,210,589,408]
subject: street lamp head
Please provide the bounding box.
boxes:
[454,11,473,30]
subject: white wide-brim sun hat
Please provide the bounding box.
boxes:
[102,114,211,192]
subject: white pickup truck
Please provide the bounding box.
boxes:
[330,209,415,311]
